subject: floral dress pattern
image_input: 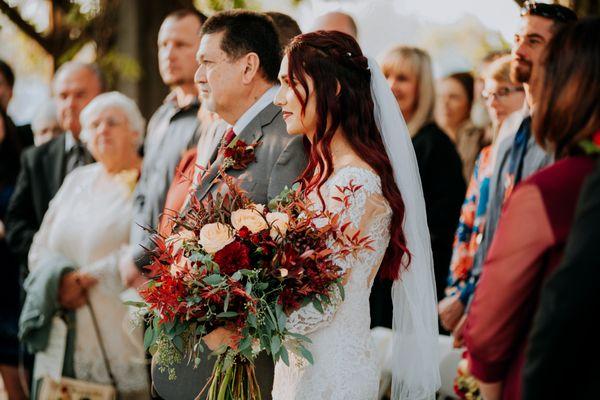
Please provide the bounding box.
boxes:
[446,146,493,304]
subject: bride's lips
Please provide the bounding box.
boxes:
[282,111,293,120]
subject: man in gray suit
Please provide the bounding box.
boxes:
[151,10,306,400]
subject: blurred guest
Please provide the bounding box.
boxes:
[460,3,578,337]
[464,16,596,400]
[436,72,487,180]
[0,60,13,112]
[0,59,33,147]
[481,56,526,137]
[22,92,149,399]
[471,50,510,136]
[372,46,464,328]
[524,163,600,400]
[312,11,358,39]
[120,8,207,286]
[439,56,525,335]
[31,102,62,146]
[0,108,28,400]
[266,11,302,47]
[5,61,103,270]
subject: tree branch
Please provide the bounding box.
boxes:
[0,0,52,54]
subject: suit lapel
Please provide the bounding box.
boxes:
[45,134,67,195]
[195,103,280,201]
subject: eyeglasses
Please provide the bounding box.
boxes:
[520,1,577,23]
[482,86,524,101]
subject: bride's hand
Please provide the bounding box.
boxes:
[203,327,238,351]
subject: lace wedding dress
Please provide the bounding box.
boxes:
[272,165,392,400]
[29,163,149,399]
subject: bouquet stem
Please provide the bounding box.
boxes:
[198,351,262,400]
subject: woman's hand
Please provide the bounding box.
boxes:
[203,327,238,352]
[438,294,465,331]
[58,271,97,309]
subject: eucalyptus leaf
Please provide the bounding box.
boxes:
[203,274,224,286]
[270,336,281,355]
[299,345,314,364]
[143,326,155,350]
[216,311,238,318]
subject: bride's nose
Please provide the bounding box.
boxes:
[274,87,286,107]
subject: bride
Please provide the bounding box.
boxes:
[271,31,440,399]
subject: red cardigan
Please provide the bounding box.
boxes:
[464,156,597,400]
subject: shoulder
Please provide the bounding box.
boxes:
[328,165,382,196]
[413,123,456,151]
[62,163,100,186]
[23,135,64,164]
[526,156,596,208]
[258,105,305,159]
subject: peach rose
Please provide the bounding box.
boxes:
[231,207,268,233]
[167,229,197,254]
[266,212,290,240]
[199,223,235,253]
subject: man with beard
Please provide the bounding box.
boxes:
[451,2,577,344]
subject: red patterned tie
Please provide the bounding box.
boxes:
[222,127,236,149]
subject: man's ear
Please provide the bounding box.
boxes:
[335,80,341,96]
[241,52,261,84]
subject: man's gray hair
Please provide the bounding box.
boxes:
[31,101,59,134]
[79,91,145,146]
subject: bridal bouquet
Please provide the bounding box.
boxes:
[136,171,370,400]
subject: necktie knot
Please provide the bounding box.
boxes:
[222,128,236,148]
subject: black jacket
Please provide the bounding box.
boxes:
[5,134,68,264]
[370,122,465,328]
[522,158,600,400]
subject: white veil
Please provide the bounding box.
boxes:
[368,57,441,399]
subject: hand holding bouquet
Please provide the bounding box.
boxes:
[135,171,371,400]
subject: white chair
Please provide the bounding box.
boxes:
[437,335,462,400]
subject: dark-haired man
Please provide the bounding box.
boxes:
[444,0,577,356]
[266,11,302,47]
[151,10,306,400]
[122,8,209,284]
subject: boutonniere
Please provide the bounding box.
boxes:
[579,130,600,155]
[222,137,261,170]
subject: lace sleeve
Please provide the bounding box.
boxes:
[286,167,391,336]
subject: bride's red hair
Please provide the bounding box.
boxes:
[285,31,409,280]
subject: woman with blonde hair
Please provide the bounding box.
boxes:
[374,46,465,326]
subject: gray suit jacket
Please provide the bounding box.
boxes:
[152,102,307,400]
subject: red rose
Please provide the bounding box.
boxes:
[593,131,600,147]
[238,226,251,239]
[213,240,251,275]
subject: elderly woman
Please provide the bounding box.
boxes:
[24,92,149,399]
[439,56,525,337]
[375,46,464,321]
